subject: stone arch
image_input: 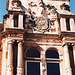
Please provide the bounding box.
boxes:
[24,46,43,58]
[45,47,58,52]
[45,47,59,59]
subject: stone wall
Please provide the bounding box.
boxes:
[0,23,3,75]
[0,51,2,75]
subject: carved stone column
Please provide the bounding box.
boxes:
[63,44,72,75]
[7,40,14,75]
[60,17,66,31]
[41,51,47,75]
[73,45,75,72]
[17,41,24,75]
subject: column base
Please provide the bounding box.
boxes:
[6,66,13,75]
[65,68,72,75]
[17,67,24,75]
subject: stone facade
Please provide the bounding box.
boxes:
[0,0,75,75]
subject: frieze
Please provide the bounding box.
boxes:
[64,37,75,40]
[25,38,61,43]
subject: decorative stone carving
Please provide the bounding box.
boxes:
[65,67,72,75]
[60,3,70,11]
[39,1,44,8]
[12,1,21,7]
[6,66,13,75]
[65,37,75,40]
[17,67,24,75]
[46,4,57,19]
[24,2,58,33]
[25,38,61,43]
[28,2,37,7]
[4,14,9,19]
[11,1,22,11]
[34,17,49,32]
[46,4,55,10]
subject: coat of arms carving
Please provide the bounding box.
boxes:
[34,17,49,32]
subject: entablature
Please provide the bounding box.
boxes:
[59,14,75,18]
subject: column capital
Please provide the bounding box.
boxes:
[17,40,24,45]
[2,38,6,43]
[7,39,15,44]
[62,42,75,47]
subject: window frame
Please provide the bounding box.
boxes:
[25,48,41,75]
[46,62,61,75]
[25,48,62,75]
[25,61,41,75]
[45,49,62,75]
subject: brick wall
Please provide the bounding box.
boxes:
[0,51,2,75]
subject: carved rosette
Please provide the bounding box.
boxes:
[6,66,13,75]
[17,67,24,75]
[65,68,72,75]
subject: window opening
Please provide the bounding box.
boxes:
[27,61,40,75]
[25,48,41,75]
[46,49,60,75]
[14,15,18,27]
[47,62,60,75]
[26,48,40,58]
[46,49,59,59]
[66,18,70,31]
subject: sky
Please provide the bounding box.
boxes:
[0,0,75,23]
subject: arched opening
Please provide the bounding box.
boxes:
[46,49,60,75]
[26,48,40,58]
[46,49,59,59]
[25,48,40,75]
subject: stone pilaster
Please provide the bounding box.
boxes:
[10,14,14,28]
[18,15,23,29]
[41,51,47,75]
[7,40,14,75]
[70,18,75,32]
[1,39,6,75]
[17,41,24,75]
[63,44,72,75]
[73,45,75,72]
[60,17,66,31]
[55,19,59,33]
